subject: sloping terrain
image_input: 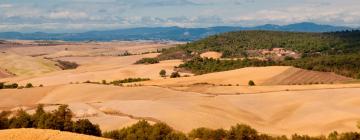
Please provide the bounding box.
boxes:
[0,53,60,76]
[263,67,353,85]
[145,66,295,86]
[1,84,360,136]
[0,129,109,140]
[0,69,12,79]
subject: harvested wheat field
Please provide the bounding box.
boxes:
[1,84,360,136]
[145,66,291,86]
[263,67,353,85]
[0,129,109,140]
[0,53,60,76]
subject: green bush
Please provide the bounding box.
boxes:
[25,83,33,88]
[109,78,150,86]
[227,124,259,140]
[170,72,181,78]
[160,70,167,77]
[135,58,160,64]
[73,119,102,136]
[103,120,188,140]
[189,127,227,140]
[248,80,256,86]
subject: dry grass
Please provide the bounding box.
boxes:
[0,129,109,140]
[263,67,353,85]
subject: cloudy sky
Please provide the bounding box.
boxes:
[0,0,359,32]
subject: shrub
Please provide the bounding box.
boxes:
[227,124,259,140]
[160,70,167,77]
[25,83,33,88]
[109,78,150,86]
[248,80,256,86]
[135,58,160,64]
[73,119,102,136]
[189,127,227,140]
[0,111,10,129]
[103,120,187,140]
[56,60,79,70]
[170,72,181,78]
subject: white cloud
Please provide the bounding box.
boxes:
[48,11,89,20]
[0,4,13,8]
[0,0,359,32]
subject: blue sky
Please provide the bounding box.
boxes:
[0,0,359,32]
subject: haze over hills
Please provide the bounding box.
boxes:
[0,22,355,41]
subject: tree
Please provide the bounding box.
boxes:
[170,72,181,78]
[25,83,33,88]
[0,82,3,89]
[73,119,102,136]
[248,80,256,86]
[9,110,33,128]
[159,70,167,77]
[32,104,46,128]
[0,111,10,129]
[227,124,259,140]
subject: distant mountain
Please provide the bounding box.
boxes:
[0,22,355,41]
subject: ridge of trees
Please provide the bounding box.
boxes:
[178,55,360,79]
[0,105,101,136]
[159,30,360,59]
[158,30,360,79]
[2,106,360,140]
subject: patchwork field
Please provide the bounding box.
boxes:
[1,40,360,137]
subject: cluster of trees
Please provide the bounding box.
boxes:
[282,54,360,79]
[103,120,187,140]
[109,78,150,86]
[135,58,160,64]
[2,105,360,140]
[179,55,360,79]
[178,57,276,75]
[158,30,360,79]
[56,60,79,70]
[0,82,38,90]
[0,105,101,136]
[160,30,360,59]
[103,120,360,140]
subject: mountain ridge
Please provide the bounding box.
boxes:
[0,22,356,41]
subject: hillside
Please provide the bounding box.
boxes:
[0,129,108,140]
[160,30,360,79]
[161,30,360,58]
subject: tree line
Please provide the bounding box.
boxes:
[178,55,360,79]
[2,105,360,140]
[0,105,101,136]
[158,30,360,79]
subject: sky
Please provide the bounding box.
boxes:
[0,0,359,32]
